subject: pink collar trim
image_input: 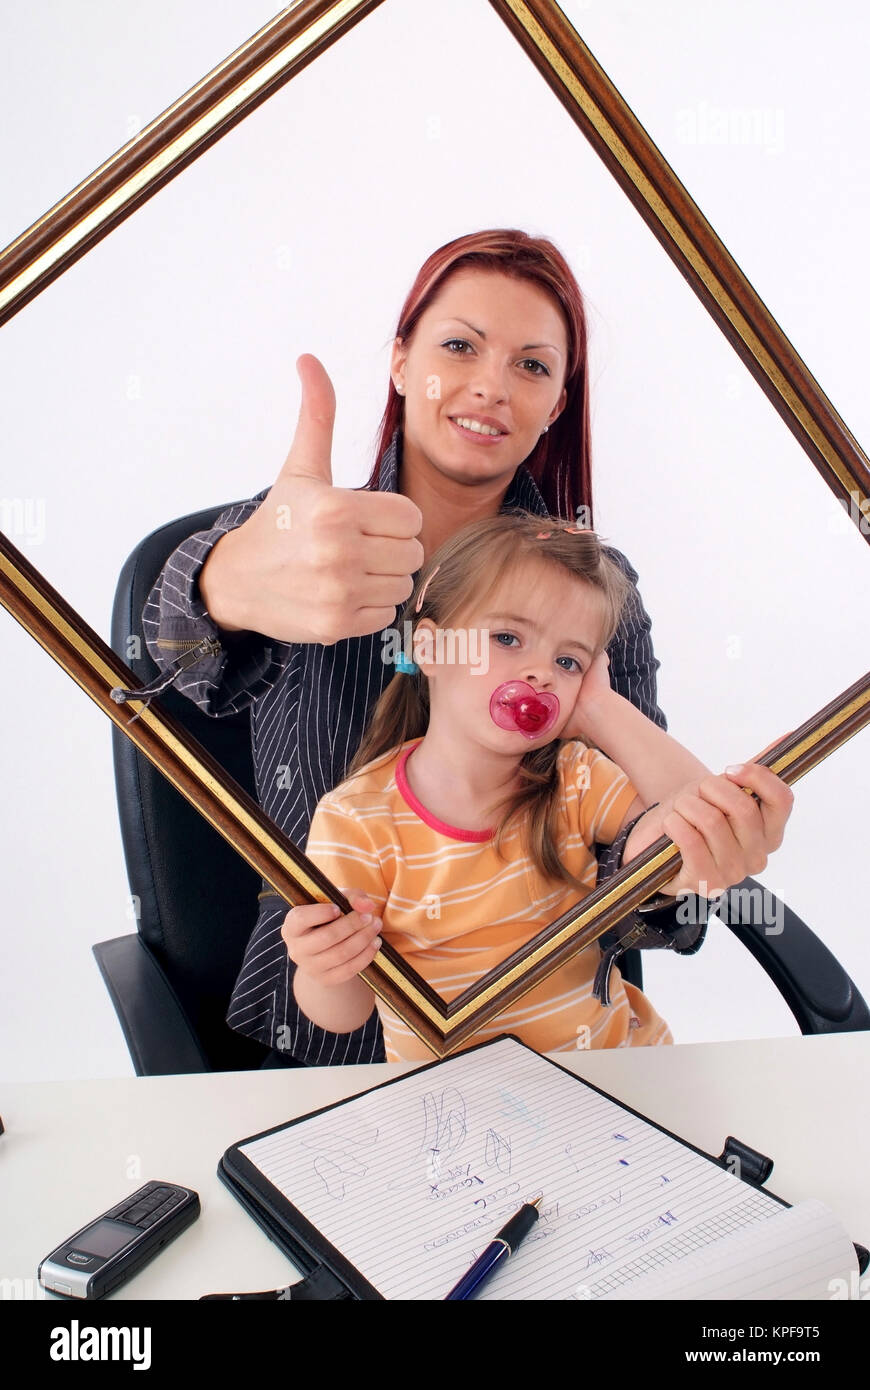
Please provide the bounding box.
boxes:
[395,741,494,842]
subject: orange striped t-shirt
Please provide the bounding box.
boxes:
[303,737,673,1061]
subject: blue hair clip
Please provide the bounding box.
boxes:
[394,654,419,674]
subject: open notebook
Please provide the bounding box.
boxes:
[219,1035,865,1300]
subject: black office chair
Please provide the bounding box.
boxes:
[94,504,870,1075]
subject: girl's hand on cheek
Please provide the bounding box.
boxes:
[560,650,612,741]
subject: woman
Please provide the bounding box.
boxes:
[142,228,792,1067]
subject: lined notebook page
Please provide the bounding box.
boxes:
[238,1037,857,1300]
[597,1198,858,1300]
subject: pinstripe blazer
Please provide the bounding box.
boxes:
[142,426,705,1064]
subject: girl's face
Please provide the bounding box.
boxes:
[416,559,604,753]
[391,267,569,483]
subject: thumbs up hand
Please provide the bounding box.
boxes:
[199,355,424,645]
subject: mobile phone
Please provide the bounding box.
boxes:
[38,1181,200,1299]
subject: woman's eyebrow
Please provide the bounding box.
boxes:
[437,317,563,356]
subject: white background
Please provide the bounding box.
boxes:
[1,0,868,1080]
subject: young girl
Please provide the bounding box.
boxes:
[281,512,763,1060]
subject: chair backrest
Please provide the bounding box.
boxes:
[111,503,271,1071]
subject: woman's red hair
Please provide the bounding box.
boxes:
[360,228,595,523]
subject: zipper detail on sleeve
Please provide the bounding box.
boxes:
[110,635,223,721]
[154,636,222,669]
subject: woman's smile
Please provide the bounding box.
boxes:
[448,415,509,445]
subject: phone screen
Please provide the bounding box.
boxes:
[73,1219,137,1259]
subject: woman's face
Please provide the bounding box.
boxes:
[391,267,569,482]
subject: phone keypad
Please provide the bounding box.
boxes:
[106,1184,185,1230]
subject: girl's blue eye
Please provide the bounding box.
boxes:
[442,340,550,376]
[492,632,582,673]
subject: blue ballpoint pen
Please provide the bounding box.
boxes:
[443,1194,542,1300]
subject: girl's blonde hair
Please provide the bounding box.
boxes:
[346,512,634,895]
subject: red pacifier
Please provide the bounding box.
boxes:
[489,681,560,740]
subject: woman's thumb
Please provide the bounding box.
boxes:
[276,353,336,488]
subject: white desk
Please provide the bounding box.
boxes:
[2,1033,867,1300]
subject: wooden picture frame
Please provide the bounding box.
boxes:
[1,0,868,1057]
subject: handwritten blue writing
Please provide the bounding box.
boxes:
[497,1089,546,1144]
[420,1088,467,1157]
[484,1127,513,1175]
[423,1213,491,1250]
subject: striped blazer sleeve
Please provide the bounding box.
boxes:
[592,546,709,955]
[141,487,293,717]
[600,544,668,732]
